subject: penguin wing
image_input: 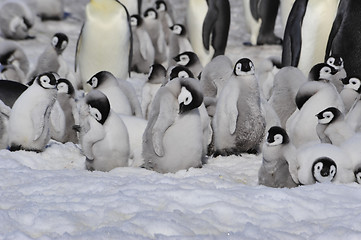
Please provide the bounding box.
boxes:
[283,144,300,184]
[225,88,239,135]
[250,0,261,20]
[118,80,143,118]
[152,92,177,157]
[81,117,106,160]
[202,0,217,51]
[74,23,84,72]
[325,1,345,59]
[32,104,51,141]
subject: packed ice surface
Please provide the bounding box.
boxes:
[1,0,361,239]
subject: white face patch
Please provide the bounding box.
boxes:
[326,57,335,67]
[52,36,59,47]
[319,66,332,80]
[178,70,189,78]
[178,87,192,106]
[313,162,336,183]
[318,111,334,124]
[39,75,56,89]
[61,40,67,50]
[91,77,98,88]
[267,133,283,146]
[178,55,190,66]
[172,25,182,35]
[130,17,138,26]
[345,77,361,91]
[356,172,361,184]
[89,106,102,122]
[57,82,69,93]
[147,10,156,19]
[235,61,255,76]
[158,3,166,11]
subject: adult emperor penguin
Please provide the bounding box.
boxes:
[142,77,204,173]
[0,0,35,40]
[141,64,166,119]
[87,71,142,117]
[340,77,361,113]
[296,143,355,184]
[325,0,361,78]
[0,40,29,83]
[243,0,282,46]
[75,0,132,91]
[258,126,299,188]
[130,14,155,74]
[8,72,58,152]
[186,0,214,66]
[77,90,130,172]
[282,0,339,75]
[173,51,202,79]
[316,107,354,146]
[213,58,266,156]
[202,0,230,58]
[167,24,193,68]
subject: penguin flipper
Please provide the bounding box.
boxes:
[250,0,261,20]
[325,2,345,59]
[74,23,84,72]
[118,80,143,118]
[32,104,49,141]
[202,2,218,51]
[225,90,239,135]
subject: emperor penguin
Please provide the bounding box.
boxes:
[8,72,58,152]
[286,63,345,148]
[243,0,282,46]
[130,14,155,74]
[296,143,355,184]
[141,64,166,119]
[75,0,132,91]
[325,0,361,78]
[143,8,167,66]
[173,51,202,79]
[155,0,174,45]
[169,66,194,81]
[282,0,339,75]
[142,77,204,173]
[0,0,35,40]
[202,0,230,58]
[258,126,299,188]
[0,40,29,83]
[325,55,347,93]
[87,71,142,117]
[316,107,355,146]
[77,90,130,172]
[186,0,214,66]
[268,66,307,128]
[167,24,193,68]
[213,58,266,156]
[36,0,65,20]
[340,77,361,113]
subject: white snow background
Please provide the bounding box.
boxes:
[1,0,361,239]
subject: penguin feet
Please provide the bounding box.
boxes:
[9,144,21,152]
[213,148,242,158]
[257,34,282,46]
[85,158,95,171]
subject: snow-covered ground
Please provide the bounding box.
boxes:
[1,0,361,239]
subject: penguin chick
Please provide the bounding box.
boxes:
[155,0,174,44]
[312,157,337,183]
[8,72,58,152]
[142,77,204,173]
[169,66,194,81]
[307,63,337,82]
[213,58,266,156]
[87,71,142,117]
[340,77,361,113]
[316,107,354,146]
[141,64,166,119]
[173,51,202,79]
[167,24,193,67]
[0,0,35,40]
[325,55,347,92]
[77,90,130,172]
[258,126,299,188]
[130,14,155,74]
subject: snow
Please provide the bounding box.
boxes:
[1,0,361,239]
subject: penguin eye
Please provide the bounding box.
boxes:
[323,112,333,119]
[61,41,67,50]
[327,58,334,65]
[40,75,50,84]
[316,163,322,171]
[52,37,58,47]
[91,77,98,88]
[178,87,192,105]
[330,166,336,176]
[178,71,189,78]
[89,106,102,122]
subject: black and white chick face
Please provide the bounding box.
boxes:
[148,64,166,83]
[130,15,141,27]
[177,78,203,114]
[87,71,113,89]
[37,72,57,89]
[312,157,337,183]
[266,126,289,146]
[308,63,337,82]
[234,58,255,76]
[85,90,110,125]
[326,56,344,70]
[144,8,158,19]
[174,52,191,66]
[342,77,361,93]
[51,33,68,54]
[170,24,185,35]
[316,107,341,125]
[57,78,75,96]
[170,66,194,80]
[155,0,167,12]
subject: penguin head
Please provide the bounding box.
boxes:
[57,78,75,97]
[144,8,158,19]
[342,77,361,93]
[155,0,167,12]
[354,165,361,184]
[170,24,186,36]
[312,157,337,183]
[169,66,194,80]
[308,63,337,82]
[174,51,197,66]
[130,15,142,27]
[266,126,289,146]
[316,107,342,125]
[85,90,110,125]
[233,58,255,76]
[87,71,115,89]
[177,78,203,114]
[148,64,166,84]
[326,55,344,70]
[36,72,57,89]
[51,33,68,54]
